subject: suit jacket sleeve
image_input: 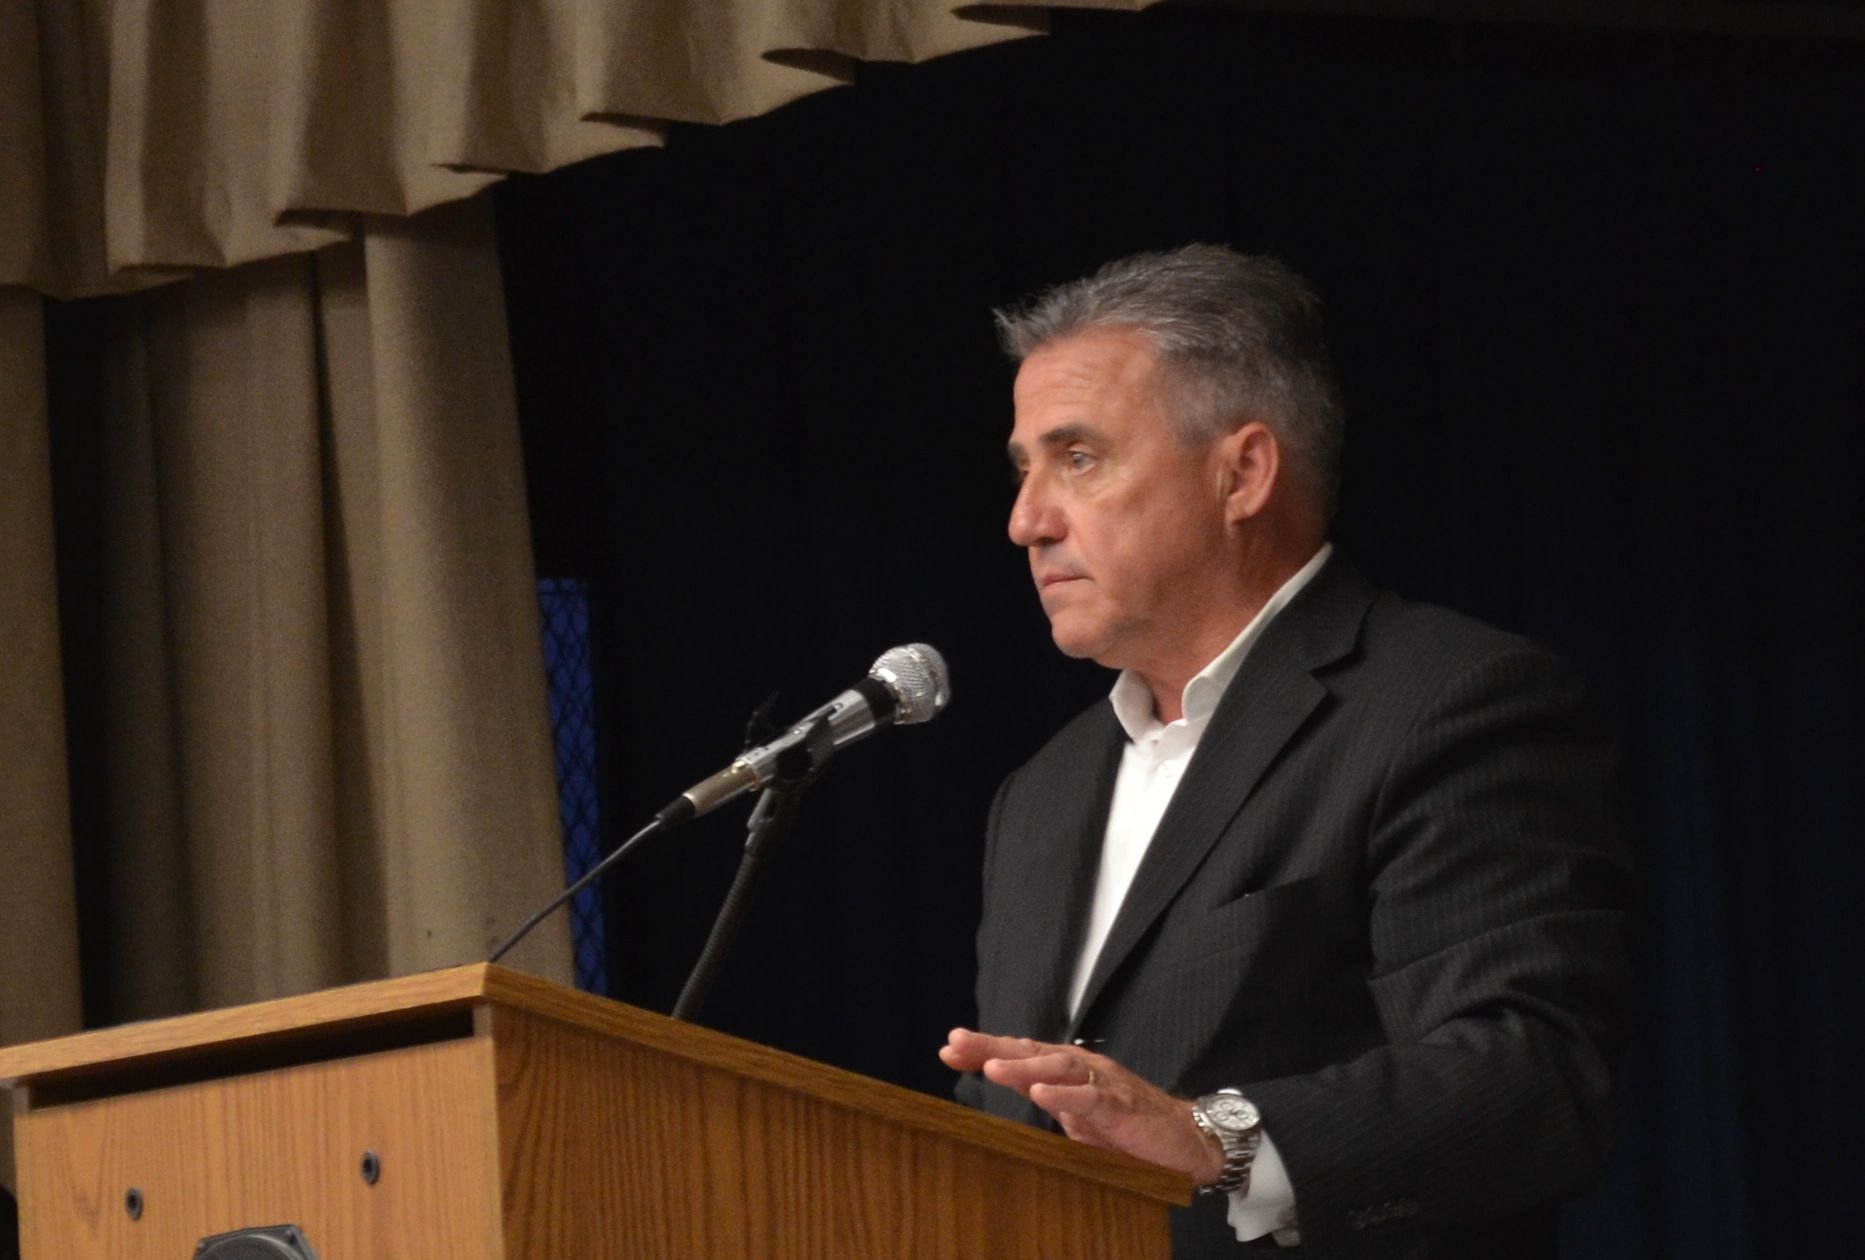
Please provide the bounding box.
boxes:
[954,774,1015,1114]
[1242,644,1635,1249]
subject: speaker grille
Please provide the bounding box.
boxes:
[195,1224,317,1260]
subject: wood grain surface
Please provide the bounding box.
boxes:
[15,1034,503,1259]
[476,965,1188,1206]
[3,965,1184,1258]
[488,1004,1169,1260]
[0,966,495,1088]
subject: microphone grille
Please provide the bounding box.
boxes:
[870,643,951,725]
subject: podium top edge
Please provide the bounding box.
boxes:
[0,962,502,1087]
[0,963,1191,1206]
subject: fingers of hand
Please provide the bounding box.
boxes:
[942,1028,1046,1071]
[937,1041,980,1071]
[967,1048,1211,1181]
[1054,1110,1114,1148]
[1030,1081,1104,1118]
[981,1049,1084,1092]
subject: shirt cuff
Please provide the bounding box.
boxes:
[1227,1127,1300,1245]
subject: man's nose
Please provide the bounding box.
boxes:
[1009,476,1062,548]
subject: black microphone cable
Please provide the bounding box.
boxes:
[485,643,949,974]
[487,817,663,965]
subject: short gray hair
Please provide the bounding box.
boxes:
[995,245,1345,518]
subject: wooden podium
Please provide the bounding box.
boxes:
[0,964,1185,1258]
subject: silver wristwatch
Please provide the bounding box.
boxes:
[1190,1088,1262,1196]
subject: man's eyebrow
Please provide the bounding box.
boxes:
[1006,423,1106,464]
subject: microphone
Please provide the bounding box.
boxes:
[654,643,950,827]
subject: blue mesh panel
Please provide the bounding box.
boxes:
[538,577,608,995]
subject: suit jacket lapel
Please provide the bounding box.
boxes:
[1066,555,1375,1033]
[995,705,1126,1042]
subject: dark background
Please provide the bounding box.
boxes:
[495,6,1865,1258]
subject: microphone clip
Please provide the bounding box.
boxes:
[742,692,784,752]
[767,711,836,787]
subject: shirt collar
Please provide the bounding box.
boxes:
[1108,542,1333,743]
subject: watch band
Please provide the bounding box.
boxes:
[1191,1089,1262,1196]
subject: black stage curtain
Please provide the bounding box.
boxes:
[495,9,1863,1257]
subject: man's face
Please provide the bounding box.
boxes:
[1007,329,1230,672]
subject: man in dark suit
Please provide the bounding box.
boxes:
[941,247,1633,1257]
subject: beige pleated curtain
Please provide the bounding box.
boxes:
[0,0,1151,1193]
[0,0,1115,299]
[0,197,580,1190]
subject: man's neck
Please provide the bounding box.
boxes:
[1133,630,1254,725]
[1132,543,1330,724]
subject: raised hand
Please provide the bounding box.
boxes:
[941,1028,1221,1183]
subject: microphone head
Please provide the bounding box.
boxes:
[870,643,951,725]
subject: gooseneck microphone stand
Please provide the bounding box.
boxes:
[671,710,833,1021]
[491,709,834,1023]
[488,638,951,1014]
[670,761,819,1022]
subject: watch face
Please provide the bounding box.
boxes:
[1204,1094,1260,1132]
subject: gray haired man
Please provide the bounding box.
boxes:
[944,246,1632,1258]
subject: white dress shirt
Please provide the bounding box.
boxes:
[1065,543,1331,1245]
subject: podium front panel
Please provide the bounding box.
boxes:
[14,1034,503,1259]
[487,1004,1165,1260]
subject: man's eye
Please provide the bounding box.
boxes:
[1066,450,1095,471]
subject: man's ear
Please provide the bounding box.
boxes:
[1218,422,1280,524]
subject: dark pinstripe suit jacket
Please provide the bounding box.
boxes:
[959,554,1635,1259]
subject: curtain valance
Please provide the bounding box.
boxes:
[0,1,1150,298]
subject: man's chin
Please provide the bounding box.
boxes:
[1047,619,1114,665]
